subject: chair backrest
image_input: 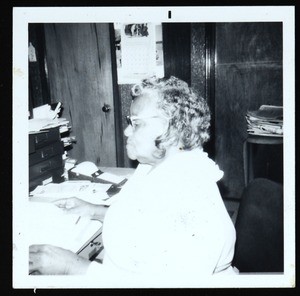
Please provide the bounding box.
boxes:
[232,178,283,273]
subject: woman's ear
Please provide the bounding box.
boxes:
[152,145,166,160]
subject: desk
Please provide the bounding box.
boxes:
[243,135,283,186]
[29,166,135,262]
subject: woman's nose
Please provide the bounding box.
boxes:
[124,125,133,137]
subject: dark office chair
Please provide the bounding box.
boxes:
[232,178,283,273]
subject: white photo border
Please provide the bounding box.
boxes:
[13,6,295,288]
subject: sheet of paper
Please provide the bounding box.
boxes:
[27,201,102,253]
[29,181,112,204]
[96,172,125,184]
[29,117,70,133]
[71,161,99,176]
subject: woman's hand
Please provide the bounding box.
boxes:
[53,197,95,217]
[53,197,108,221]
[29,244,91,275]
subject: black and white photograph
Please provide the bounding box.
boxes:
[12,6,295,289]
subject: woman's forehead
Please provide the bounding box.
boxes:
[130,93,160,116]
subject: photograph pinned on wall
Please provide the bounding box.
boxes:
[114,22,164,84]
[124,23,149,37]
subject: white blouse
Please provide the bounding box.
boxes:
[86,148,236,287]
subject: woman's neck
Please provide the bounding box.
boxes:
[149,144,183,172]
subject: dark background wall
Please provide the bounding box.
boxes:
[214,23,283,199]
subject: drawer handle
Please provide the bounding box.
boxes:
[35,133,48,144]
[40,162,52,172]
[41,147,54,159]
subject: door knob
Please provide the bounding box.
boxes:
[102,104,111,113]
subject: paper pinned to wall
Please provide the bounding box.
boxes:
[114,23,164,84]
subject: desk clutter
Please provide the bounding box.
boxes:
[28,102,128,193]
[29,127,66,191]
[245,105,283,137]
[243,105,283,186]
[28,103,131,262]
[28,162,129,260]
[29,102,75,147]
[30,159,128,204]
[68,161,128,187]
[30,181,113,203]
[28,161,129,263]
[29,102,75,191]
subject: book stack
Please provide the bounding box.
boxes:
[246,105,283,137]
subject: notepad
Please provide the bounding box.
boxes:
[27,201,102,253]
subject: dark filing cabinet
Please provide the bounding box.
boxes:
[29,127,65,191]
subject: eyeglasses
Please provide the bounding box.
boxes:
[125,115,163,129]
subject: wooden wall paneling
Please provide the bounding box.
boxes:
[214,23,283,199]
[162,23,191,84]
[44,23,117,167]
[190,23,216,159]
[215,23,282,65]
[190,23,206,98]
[109,23,125,167]
[204,23,216,159]
[118,84,138,168]
[29,24,51,108]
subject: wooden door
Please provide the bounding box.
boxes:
[44,23,118,167]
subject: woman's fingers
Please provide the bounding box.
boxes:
[29,244,91,275]
[53,198,76,209]
[53,197,92,217]
[29,244,44,253]
[29,244,45,273]
[53,198,68,208]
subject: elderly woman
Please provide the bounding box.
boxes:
[29,76,236,283]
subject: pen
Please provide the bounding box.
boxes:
[75,216,81,224]
[54,102,61,113]
[53,102,61,119]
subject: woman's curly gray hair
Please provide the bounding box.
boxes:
[131,76,211,158]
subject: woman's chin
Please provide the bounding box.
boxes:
[126,147,137,161]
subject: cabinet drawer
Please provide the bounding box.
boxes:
[29,128,61,150]
[29,167,64,191]
[29,141,64,166]
[29,155,63,181]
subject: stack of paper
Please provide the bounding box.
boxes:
[246,105,283,137]
[29,117,71,133]
[29,103,75,147]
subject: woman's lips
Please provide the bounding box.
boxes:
[126,141,132,149]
